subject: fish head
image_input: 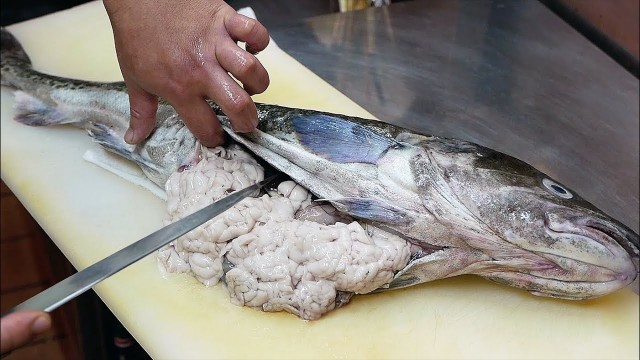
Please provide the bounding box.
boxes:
[434,141,639,299]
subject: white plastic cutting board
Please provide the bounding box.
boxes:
[1,2,638,359]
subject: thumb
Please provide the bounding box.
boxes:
[124,81,159,144]
[1,311,51,354]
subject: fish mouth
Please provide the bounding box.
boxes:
[581,219,640,294]
[580,219,640,260]
[542,211,639,290]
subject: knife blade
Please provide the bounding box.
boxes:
[2,174,278,316]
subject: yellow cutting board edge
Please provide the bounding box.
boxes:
[1,2,637,359]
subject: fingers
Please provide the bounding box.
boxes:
[204,67,259,134]
[1,311,51,354]
[215,38,269,95]
[110,5,270,148]
[224,13,270,55]
[124,80,159,144]
[172,96,225,147]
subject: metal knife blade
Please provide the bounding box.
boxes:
[2,174,278,316]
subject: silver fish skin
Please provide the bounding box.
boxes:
[217,105,639,300]
[0,28,200,187]
[2,28,638,299]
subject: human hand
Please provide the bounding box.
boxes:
[0,311,51,355]
[103,0,270,147]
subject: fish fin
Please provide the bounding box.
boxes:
[291,114,399,164]
[88,122,164,173]
[324,197,410,224]
[12,91,71,126]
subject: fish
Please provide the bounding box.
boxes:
[1,28,638,300]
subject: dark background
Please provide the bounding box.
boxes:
[1,0,338,29]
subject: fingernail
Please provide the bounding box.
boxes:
[124,127,136,144]
[31,315,51,334]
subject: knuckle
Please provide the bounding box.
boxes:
[238,16,267,43]
[238,56,258,76]
[164,78,188,97]
[245,55,259,70]
[128,96,157,121]
[249,19,268,41]
[244,18,260,36]
[129,106,145,120]
[182,57,204,75]
[227,94,252,114]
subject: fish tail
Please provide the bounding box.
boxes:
[1,27,32,87]
[1,28,95,127]
[13,91,70,126]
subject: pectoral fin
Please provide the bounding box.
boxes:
[380,248,491,291]
[88,122,164,174]
[292,114,400,164]
[324,197,410,224]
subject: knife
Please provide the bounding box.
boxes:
[1,174,278,316]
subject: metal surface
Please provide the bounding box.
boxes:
[1,175,276,315]
[271,0,639,233]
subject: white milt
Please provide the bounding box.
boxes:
[159,145,268,285]
[275,181,312,210]
[159,145,411,320]
[225,220,410,320]
[164,145,264,218]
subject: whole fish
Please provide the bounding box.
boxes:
[1,28,638,300]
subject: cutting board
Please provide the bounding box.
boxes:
[1,2,638,359]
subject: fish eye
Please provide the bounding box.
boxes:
[542,178,573,199]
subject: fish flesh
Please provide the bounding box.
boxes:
[1,27,638,306]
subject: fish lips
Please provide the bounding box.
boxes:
[543,210,639,288]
